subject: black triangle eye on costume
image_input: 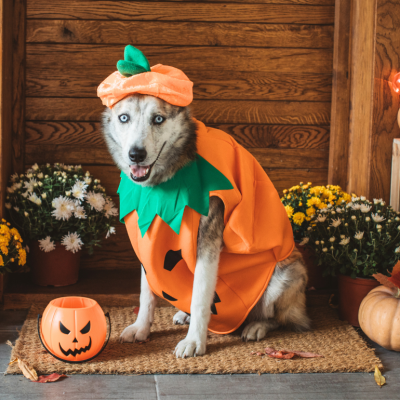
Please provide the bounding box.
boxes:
[80,321,91,334]
[60,321,71,335]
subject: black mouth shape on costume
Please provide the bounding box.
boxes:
[59,337,92,357]
[130,142,166,183]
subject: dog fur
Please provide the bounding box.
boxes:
[101,94,310,358]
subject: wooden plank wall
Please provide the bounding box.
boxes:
[24,0,334,270]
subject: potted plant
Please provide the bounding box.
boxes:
[281,182,352,288]
[302,196,400,326]
[5,163,118,286]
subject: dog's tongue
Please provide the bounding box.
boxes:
[130,165,149,178]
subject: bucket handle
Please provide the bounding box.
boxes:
[37,312,111,364]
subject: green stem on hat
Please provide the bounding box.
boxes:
[117,45,151,78]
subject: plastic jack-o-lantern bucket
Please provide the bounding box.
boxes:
[38,297,111,363]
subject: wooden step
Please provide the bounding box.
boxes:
[3,268,332,310]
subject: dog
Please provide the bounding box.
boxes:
[101,94,310,358]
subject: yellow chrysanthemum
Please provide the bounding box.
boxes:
[0,235,9,246]
[306,207,316,216]
[305,217,311,221]
[302,185,309,190]
[328,194,337,204]
[18,249,26,266]
[307,197,321,207]
[299,202,303,206]
[343,193,352,203]
[285,205,294,218]
[289,185,300,192]
[283,189,288,194]
[318,202,328,209]
[292,212,306,226]
[0,246,8,255]
[309,186,324,196]
[336,197,344,205]
[10,228,22,242]
[0,254,3,266]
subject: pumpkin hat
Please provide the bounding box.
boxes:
[97,45,193,108]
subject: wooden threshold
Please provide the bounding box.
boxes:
[3,267,332,310]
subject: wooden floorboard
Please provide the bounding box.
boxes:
[1,308,400,399]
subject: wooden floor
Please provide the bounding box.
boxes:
[1,309,400,399]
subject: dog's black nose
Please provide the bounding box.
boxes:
[129,147,147,163]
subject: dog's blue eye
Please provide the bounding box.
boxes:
[154,115,165,125]
[119,114,130,123]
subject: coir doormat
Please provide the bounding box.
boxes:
[7,304,382,375]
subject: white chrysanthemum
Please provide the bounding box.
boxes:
[104,199,118,218]
[336,207,343,213]
[371,213,386,223]
[5,203,11,209]
[395,246,400,254]
[106,227,116,239]
[339,237,350,245]
[346,202,353,209]
[14,206,19,212]
[32,163,39,171]
[28,193,42,206]
[322,247,328,252]
[354,231,364,240]
[373,198,383,204]
[86,191,105,212]
[37,172,44,179]
[71,181,87,202]
[23,178,37,193]
[299,237,309,246]
[51,196,75,220]
[352,196,360,202]
[330,218,341,228]
[329,237,336,243]
[10,172,19,182]
[84,177,92,185]
[360,196,366,201]
[11,182,21,191]
[351,203,362,210]
[61,232,83,253]
[38,236,55,253]
[360,204,371,213]
[74,204,87,219]
[317,214,327,223]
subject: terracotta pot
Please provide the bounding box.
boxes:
[30,241,81,287]
[338,274,379,327]
[295,242,328,289]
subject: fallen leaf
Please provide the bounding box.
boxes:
[282,349,324,358]
[35,373,67,383]
[388,271,400,289]
[251,351,264,356]
[18,358,38,381]
[133,306,140,315]
[263,347,323,359]
[372,273,398,289]
[267,350,295,359]
[374,365,386,388]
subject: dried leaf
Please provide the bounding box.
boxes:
[264,347,323,359]
[18,358,38,381]
[35,373,67,383]
[328,294,339,309]
[374,365,386,388]
[267,350,295,359]
[133,306,140,315]
[372,273,397,289]
[282,349,324,358]
[251,351,264,356]
[388,272,400,289]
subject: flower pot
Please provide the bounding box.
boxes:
[30,241,81,287]
[295,242,328,289]
[338,274,380,327]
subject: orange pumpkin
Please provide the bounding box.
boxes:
[39,297,108,362]
[359,286,400,351]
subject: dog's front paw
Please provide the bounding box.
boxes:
[241,321,268,342]
[119,323,150,343]
[174,336,206,358]
[173,311,191,325]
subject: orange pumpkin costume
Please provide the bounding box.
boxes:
[119,120,294,334]
[99,46,294,334]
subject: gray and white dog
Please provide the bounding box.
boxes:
[101,94,310,358]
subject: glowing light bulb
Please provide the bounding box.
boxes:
[393,72,400,93]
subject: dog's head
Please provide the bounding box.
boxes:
[101,94,197,186]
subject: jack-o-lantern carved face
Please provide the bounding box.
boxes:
[40,297,107,362]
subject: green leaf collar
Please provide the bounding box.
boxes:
[117,155,233,236]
